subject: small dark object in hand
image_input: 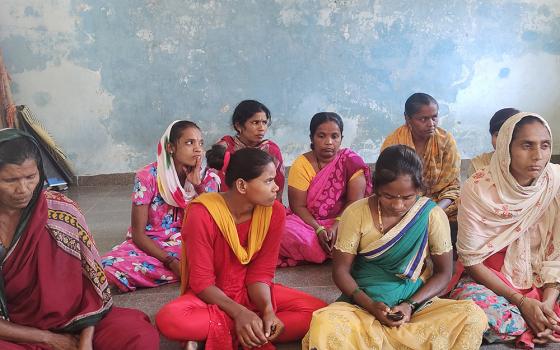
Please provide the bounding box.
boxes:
[387,311,404,321]
[269,324,277,336]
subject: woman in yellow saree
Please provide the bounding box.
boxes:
[303,145,486,350]
[381,93,460,222]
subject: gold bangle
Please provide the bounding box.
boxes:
[518,295,527,308]
[509,291,521,302]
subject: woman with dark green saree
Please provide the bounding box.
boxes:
[303,145,487,350]
[0,129,158,349]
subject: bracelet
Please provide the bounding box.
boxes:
[162,255,178,268]
[518,295,527,308]
[314,225,326,236]
[351,287,361,298]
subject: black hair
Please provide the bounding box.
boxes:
[404,93,438,117]
[232,100,271,133]
[309,112,344,150]
[169,121,200,145]
[225,148,274,187]
[489,108,520,135]
[373,145,424,191]
[0,137,42,171]
[0,131,45,222]
[206,144,226,170]
[511,115,547,141]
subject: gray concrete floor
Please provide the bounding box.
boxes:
[67,185,559,350]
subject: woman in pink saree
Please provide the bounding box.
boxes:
[278,112,373,266]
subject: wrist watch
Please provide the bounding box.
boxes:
[402,299,420,313]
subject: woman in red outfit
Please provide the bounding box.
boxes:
[217,100,285,201]
[0,129,159,350]
[156,148,326,350]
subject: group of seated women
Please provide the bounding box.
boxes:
[0,92,557,350]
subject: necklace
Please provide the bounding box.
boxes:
[376,197,384,234]
[314,153,324,171]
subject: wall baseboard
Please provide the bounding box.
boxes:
[73,155,560,187]
[74,172,135,186]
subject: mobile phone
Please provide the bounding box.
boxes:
[387,311,404,321]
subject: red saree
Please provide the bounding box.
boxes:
[2,191,111,330]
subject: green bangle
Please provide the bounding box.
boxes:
[351,287,361,298]
[314,225,326,235]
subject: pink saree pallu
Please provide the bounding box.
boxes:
[279,148,372,266]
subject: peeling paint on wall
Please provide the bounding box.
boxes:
[1,0,559,175]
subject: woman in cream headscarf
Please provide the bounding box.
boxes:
[451,112,560,348]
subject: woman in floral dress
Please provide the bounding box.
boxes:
[102,120,205,292]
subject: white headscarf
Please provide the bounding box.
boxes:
[156,120,197,208]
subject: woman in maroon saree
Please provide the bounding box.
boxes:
[0,129,158,350]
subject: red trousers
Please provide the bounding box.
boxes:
[0,307,159,350]
[156,284,326,343]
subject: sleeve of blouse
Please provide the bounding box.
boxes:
[428,205,453,255]
[334,201,363,255]
[245,201,286,286]
[132,165,156,206]
[287,156,313,192]
[349,169,364,182]
[183,204,217,294]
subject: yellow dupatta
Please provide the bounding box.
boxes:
[180,192,273,294]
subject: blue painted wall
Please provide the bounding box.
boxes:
[1,0,559,175]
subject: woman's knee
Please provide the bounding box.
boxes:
[156,299,209,341]
[156,302,190,339]
[463,301,489,331]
